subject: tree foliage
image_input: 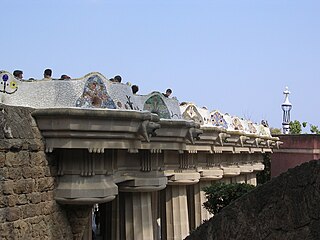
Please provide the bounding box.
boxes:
[270,127,282,135]
[289,120,320,134]
[203,182,255,215]
[310,124,320,134]
[289,120,302,134]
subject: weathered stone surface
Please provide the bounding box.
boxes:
[2,180,15,195]
[40,191,54,202]
[7,167,22,180]
[0,104,73,239]
[21,204,41,218]
[6,207,21,222]
[17,194,28,205]
[0,167,9,179]
[12,220,32,239]
[14,179,35,194]
[30,192,41,204]
[5,151,30,167]
[43,166,52,177]
[39,201,58,215]
[0,222,14,239]
[0,106,34,139]
[0,208,6,223]
[30,152,47,166]
[28,138,45,152]
[0,196,6,208]
[0,152,5,167]
[186,160,320,240]
[6,195,18,207]
[65,205,92,240]
[36,177,55,192]
[21,166,33,179]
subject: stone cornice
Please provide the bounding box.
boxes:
[32,108,161,152]
[32,108,279,153]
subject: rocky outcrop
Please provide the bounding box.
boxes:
[186,160,320,240]
[0,104,73,240]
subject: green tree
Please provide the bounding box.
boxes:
[270,127,282,135]
[310,124,320,134]
[203,182,255,215]
[302,122,307,128]
[289,120,302,134]
[289,120,320,134]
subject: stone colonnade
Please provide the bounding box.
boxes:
[32,109,277,240]
[56,148,264,240]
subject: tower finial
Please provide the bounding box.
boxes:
[281,87,292,134]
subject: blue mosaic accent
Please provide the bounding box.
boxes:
[76,75,116,109]
[143,94,171,119]
[0,73,18,95]
[2,74,8,81]
[210,111,228,129]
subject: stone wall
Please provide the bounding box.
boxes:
[272,134,320,177]
[0,104,73,240]
[186,160,320,240]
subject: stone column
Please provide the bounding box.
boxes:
[162,184,190,240]
[151,191,161,240]
[246,173,257,186]
[121,192,154,240]
[191,181,213,228]
[82,211,93,240]
[233,174,246,183]
[65,205,92,240]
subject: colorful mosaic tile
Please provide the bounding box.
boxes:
[247,122,257,134]
[258,125,268,136]
[143,94,171,119]
[76,75,116,109]
[210,111,228,129]
[182,104,204,125]
[232,117,244,131]
[0,71,18,95]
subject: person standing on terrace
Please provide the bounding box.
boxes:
[132,85,139,94]
[13,70,23,80]
[60,74,71,80]
[162,88,172,98]
[42,68,53,81]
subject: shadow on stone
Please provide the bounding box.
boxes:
[186,160,320,240]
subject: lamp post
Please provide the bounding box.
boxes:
[281,87,292,134]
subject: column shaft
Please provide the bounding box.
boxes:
[246,173,257,186]
[123,192,154,240]
[164,185,189,240]
[233,174,246,183]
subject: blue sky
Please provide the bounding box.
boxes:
[2,0,320,129]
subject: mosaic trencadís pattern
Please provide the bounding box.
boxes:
[232,117,244,131]
[0,71,18,95]
[258,125,268,136]
[143,94,171,119]
[247,122,257,134]
[210,111,228,129]
[76,75,116,109]
[182,105,204,125]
